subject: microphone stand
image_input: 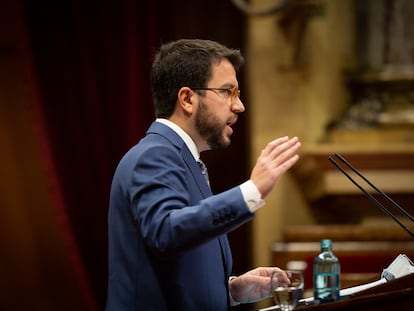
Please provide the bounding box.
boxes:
[328,153,414,239]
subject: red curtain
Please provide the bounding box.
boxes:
[17,1,169,308]
[16,0,248,309]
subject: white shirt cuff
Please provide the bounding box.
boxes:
[239,180,265,213]
[228,276,241,306]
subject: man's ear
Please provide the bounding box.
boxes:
[177,87,196,115]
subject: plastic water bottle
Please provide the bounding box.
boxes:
[313,239,340,303]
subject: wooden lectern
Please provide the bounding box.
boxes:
[295,273,414,310]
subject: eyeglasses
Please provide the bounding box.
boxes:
[191,86,241,101]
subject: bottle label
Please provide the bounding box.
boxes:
[313,273,340,302]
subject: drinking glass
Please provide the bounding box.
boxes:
[271,270,304,311]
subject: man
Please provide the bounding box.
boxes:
[106,39,301,310]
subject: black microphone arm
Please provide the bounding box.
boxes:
[328,153,414,239]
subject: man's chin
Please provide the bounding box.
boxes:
[219,137,232,149]
[208,137,231,150]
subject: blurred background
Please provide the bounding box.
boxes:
[1,0,413,310]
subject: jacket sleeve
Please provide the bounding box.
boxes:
[126,143,254,255]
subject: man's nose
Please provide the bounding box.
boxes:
[231,97,245,113]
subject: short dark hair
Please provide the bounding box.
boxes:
[151,39,244,118]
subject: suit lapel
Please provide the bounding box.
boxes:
[182,151,212,197]
[148,121,212,197]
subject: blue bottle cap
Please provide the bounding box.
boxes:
[321,239,332,249]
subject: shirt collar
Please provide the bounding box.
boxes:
[156,118,200,161]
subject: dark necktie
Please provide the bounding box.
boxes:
[198,159,210,186]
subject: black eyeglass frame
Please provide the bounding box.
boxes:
[190,86,241,100]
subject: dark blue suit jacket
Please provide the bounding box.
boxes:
[106,121,254,311]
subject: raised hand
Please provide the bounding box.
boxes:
[250,136,301,199]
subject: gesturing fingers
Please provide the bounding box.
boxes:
[260,136,289,157]
[251,136,301,198]
[267,136,300,164]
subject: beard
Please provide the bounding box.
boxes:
[195,99,232,150]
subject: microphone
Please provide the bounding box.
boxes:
[328,153,414,239]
